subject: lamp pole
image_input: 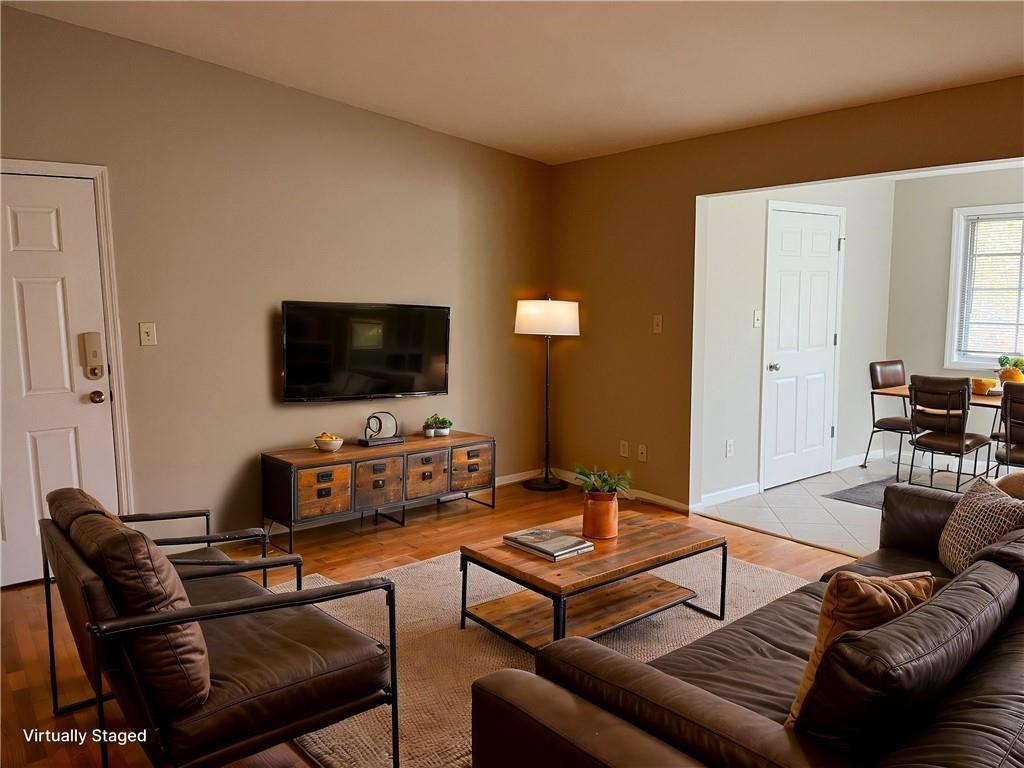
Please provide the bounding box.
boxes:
[524,331,568,491]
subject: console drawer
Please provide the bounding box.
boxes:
[354,457,404,508]
[297,464,352,519]
[450,442,494,490]
[405,450,449,499]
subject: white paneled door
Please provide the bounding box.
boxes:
[2,173,119,585]
[761,204,842,489]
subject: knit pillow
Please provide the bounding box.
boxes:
[786,570,934,726]
[938,479,1024,574]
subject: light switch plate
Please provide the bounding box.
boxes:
[139,322,157,346]
[619,440,630,458]
[753,309,762,329]
[653,314,663,334]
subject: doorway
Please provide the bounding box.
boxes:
[1,161,131,585]
[760,202,844,489]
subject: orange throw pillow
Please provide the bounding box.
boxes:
[786,570,934,727]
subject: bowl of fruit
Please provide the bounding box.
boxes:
[313,432,344,452]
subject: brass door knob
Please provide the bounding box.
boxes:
[89,390,106,404]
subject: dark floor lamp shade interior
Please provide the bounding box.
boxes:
[514,298,580,491]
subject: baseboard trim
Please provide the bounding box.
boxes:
[832,449,884,471]
[496,469,541,487]
[551,468,690,512]
[700,482,761,509]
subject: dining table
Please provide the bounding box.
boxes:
[872,383,1004,441]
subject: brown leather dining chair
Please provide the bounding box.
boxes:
[993,381,1024,477]
[861,360,918,480]
[908,375,991,491]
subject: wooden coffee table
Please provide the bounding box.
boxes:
[459,509,727,651]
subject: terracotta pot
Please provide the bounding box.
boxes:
[582,492,619,539]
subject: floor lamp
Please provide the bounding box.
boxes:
[515,298,580,491]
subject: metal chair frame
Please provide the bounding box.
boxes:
[908,385,991,492]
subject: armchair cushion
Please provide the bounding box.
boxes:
[70,512,211,714]
[939,479,1024,574]
[167,573,390,766]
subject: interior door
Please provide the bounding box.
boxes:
[2,173,119,585]
[761,206,841,489]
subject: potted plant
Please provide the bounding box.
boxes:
[574,464,632,540]
[423,414,439,438]
[434,415,453,436]
[998,355,1024,384]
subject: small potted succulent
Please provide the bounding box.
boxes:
[423,414,453,437]
[574,464,632,540]
[423,415,438,438]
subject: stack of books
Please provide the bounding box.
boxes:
[502,528,595,562]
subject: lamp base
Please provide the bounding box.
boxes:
[523,476,569,492]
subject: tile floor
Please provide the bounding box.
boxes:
[701,457,1002,556]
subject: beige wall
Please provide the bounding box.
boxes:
[550,76,1024,506]
[699,178,895,500]
[1,9,549,530]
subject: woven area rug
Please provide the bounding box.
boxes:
[272,551,807,768]
[824,476,899,509]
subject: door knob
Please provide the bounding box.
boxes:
[767,362,781,372]
[89,390,106,404]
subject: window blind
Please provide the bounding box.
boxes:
[957,214,1024,360]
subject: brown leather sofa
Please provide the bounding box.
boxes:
[472,484,1024,768]
[42,489,399,768]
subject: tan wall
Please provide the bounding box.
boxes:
[1,9,549,531]
[550,76,1024,505]
[700,178,895,500]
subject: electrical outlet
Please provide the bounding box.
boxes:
[138,322,157,346]
[726,439,735,458]
[619,440,630,458]
[652,314,663,334]
[753,309,762,329]
[637,443,648,463]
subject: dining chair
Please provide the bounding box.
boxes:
[908,375,991,491]
[861,360,918,480]
[993,381,1024,477]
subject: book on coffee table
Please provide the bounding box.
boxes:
[502,528,594,562]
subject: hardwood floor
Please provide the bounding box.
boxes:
[1,484,852,768]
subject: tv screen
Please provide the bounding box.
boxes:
[282,301,450,402]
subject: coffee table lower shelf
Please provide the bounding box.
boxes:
[464,573,697,651]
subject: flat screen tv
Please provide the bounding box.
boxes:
[281,301,450,402]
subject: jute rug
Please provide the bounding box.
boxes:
[272,550,807,768]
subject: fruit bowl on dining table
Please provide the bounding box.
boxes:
[313,432,344,452]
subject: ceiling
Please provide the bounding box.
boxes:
[10,1,1024,165]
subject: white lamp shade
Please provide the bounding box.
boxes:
[514,299,580,336]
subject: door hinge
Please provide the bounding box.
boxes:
[830,426,835,438]
[833,333,838,346]
[838,237,846,251]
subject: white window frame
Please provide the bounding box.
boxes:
[944,203,1024,371]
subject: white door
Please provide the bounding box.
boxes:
[761,204,842,489]
[2,173,119,585]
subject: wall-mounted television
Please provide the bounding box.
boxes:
[281,301,450,402]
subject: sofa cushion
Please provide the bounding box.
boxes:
[821,549,953,587]
[787,571,934,726]
[649,581,826,724]
[47,487,121,532]
[795,560,1018,754]
[168,573,390,765]
[939,478,1024,574]
[70,513,211,714]
[875,610,1024,768]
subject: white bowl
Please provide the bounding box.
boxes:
[313,437,344,452]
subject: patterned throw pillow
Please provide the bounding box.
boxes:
[939,478,1024,574]
[786,570,934,726]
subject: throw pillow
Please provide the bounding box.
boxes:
[786,570,934,726]
[995,471,1024,500]
[939,478,1024,574]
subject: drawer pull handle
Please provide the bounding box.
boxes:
[468,463,480,473]
[422,470,433,481]
[316,487,332,499]
[372,463,387,474]
[316,471,333,483]
[373,479,386,489]
[421,456,433,465]
[467,449,481,459]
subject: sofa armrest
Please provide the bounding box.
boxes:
[536,638,854,768]
[472,669,707,768]
[879,484,960,554]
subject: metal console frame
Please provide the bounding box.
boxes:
[459,540,727,653]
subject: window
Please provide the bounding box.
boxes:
[945,204,1024,370]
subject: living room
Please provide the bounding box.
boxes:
[2,3,1023,768]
